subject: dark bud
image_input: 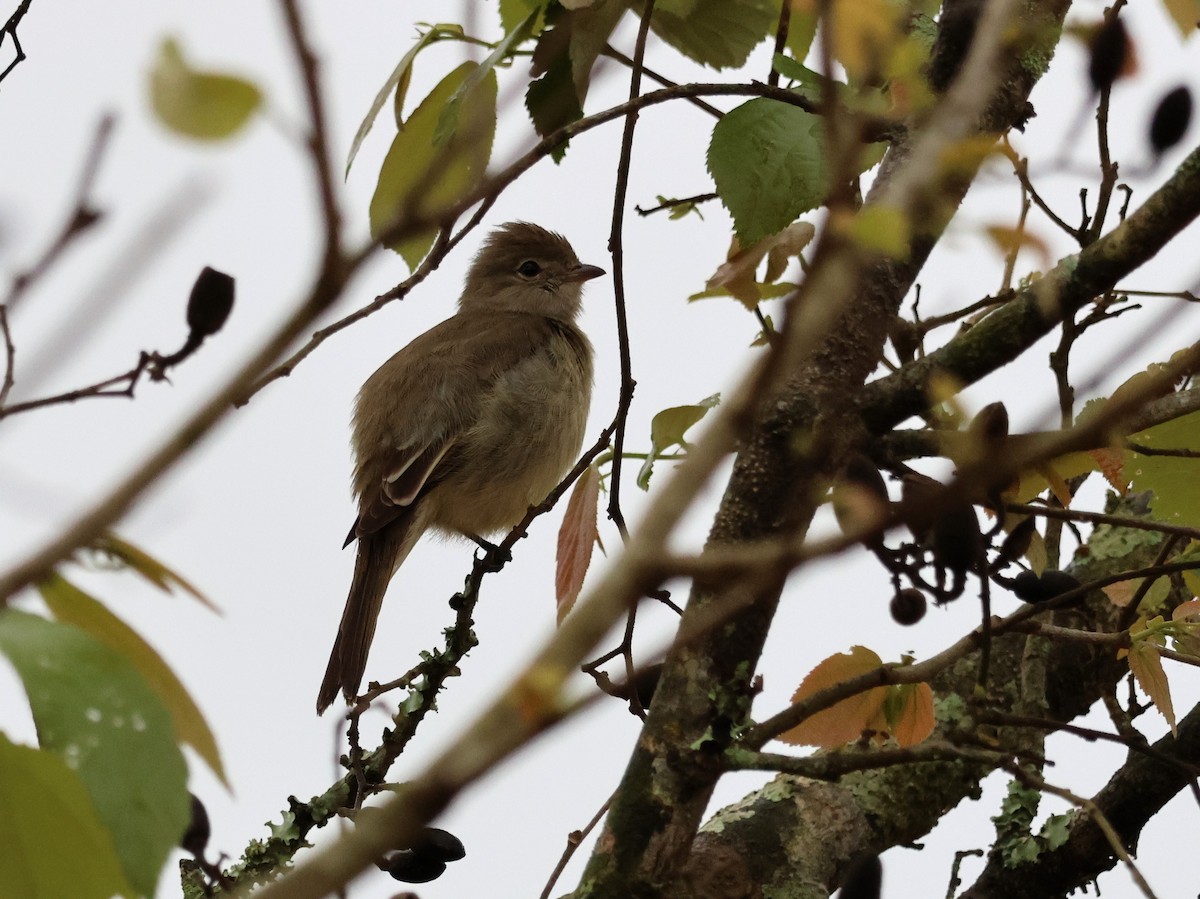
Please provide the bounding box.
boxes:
[993,516,1037,570]
[834,454,891,538]
[380,828,465,883]
[186,267,235,339]
[1088,17,1130,93]
[890,588,927,626]
[1010,570,1083,605]
[838,854,883,899]
[931,503,981,578]
[969,402,1009,447]
[180,793,211,857]
[899,473,942,543]
[1149,86,1193,154]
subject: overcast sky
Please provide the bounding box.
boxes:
[2,2,1200,897]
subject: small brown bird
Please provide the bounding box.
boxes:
[317,223,603,714]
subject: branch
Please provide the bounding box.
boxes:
[0,0,32,84]
[0,2,345,603]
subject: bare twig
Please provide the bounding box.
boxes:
[604,0,655,538]
[0,0,33,84]
[5,114,113,312]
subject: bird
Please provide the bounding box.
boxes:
[317,222,604,714]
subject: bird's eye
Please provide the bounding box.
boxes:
[517,260,542,278]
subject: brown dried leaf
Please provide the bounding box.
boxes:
[555,463,601,624]
[1128,639,1176,735]
[1088,447,1128,494]
[779,646,887,748]
[704,222,815,307]
[884,682,935,748]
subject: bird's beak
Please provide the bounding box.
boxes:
[565,263,606,283]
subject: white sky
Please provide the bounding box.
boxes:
[2,2,1200,897]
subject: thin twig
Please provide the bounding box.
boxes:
[538,791,615,899]
[0,0,33,84]
[5,114,113,312]
[604,0,655,539]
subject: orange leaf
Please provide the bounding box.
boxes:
[1172,599,1200,621]
[1102,580,1137,608]
[555,464,601,624]
[1128,641,1176,735]
[883,682,936,747]
[1088,447,1128,494]
[779,646,887,748]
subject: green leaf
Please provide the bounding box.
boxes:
[436,11,538,146]
[526,50,582,163]
[369,61,498,270]
[785,8,819,62]
[0,611,189,897]
[708,98,824,244]
[1129,410,1200,527]
[500,0,545,32]
[525,1,623,160]
[637,394,720,490]
[708,97,884,244]
[344,24,462,178]
[38,574,227,788]
[647,0,777,69]
[0,734,133,899]
[148,38,262,141]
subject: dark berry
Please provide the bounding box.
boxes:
[890,588,927,625]
[1149,86,1192,154]
[186,266,235,338]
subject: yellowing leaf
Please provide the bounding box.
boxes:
[1128,639,1176,735]
[1037,461,1074,507]
[779,646,887,748]
[0,734,134,899]
[344,24,463,178]
[984,224,1051,270]
[1160,0,1200,39]
[370,62,497,269]
[37,575,227,788]
[1102,576,1170,612]
[851,205,910,259]
[830,0,905,83]
[1007,452,1101,504]
[1129,410,1200,527]
[938,135,1000,180]
[556,464,602,624]
[149,38,262,141]
[91,533,218,612]
[702,223,815,307]
[636,394,720,490]
[882,682,935,747]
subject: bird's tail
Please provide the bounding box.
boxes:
[316,513,423,714]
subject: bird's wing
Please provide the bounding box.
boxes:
[345,313,557,544]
